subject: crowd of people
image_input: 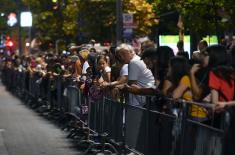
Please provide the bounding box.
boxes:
[1,38,235,124]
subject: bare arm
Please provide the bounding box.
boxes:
[128,80,138,85]
[110,75,128,86]
[211,89,235,110]
[190,64,203,100]
[162,80,172,96]
[126,84,156,95]
[211,89,219,104]
[74,60,82,77]
[172,83,188,99]
[106,72,111,82]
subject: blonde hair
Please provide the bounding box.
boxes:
[79,49,90,60]
[35,57,42,64]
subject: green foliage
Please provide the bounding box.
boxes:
[124,0,158,36]
[22,0,79,43]
[22,0,158,43]
[61,1,79,37]
[0,1,17,13]
[2,0,235,44]
[77,0,116,42]
[153,0,235,37]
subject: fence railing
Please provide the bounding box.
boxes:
[1,68,235,155]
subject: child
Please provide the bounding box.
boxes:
[163,56,208,121]
[97,55,111,86]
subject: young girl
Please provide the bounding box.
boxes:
[207,45,235,109]
[207,46,235,155]
[163,56,191,100]
[97,55,111,86]
[88,55,111,101]
[163,56,208,121]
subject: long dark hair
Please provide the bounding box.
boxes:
[158,46,175,70]
[230,45,235,69]
[157,46,175,83]
[207,45,228,69]
[169,56,190,88]
[207,45,234,85]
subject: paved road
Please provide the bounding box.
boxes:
[0,83,80,155]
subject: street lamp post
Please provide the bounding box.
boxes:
[16,0,22,55]
[116,0,123,45]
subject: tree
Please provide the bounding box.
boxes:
[22,0,79,45]
[77,0,158,41]
[124,0,158,36]
[153,0,235,38]
[77,0,116,43]
[22,0,158,43]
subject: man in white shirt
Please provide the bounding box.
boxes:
[116,43,155,106]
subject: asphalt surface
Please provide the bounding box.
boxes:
[0,82,80,155]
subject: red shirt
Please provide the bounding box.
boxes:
[209,71,234,101]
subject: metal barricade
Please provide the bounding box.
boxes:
[55,76,63,112]
[88,97,103,133]
[124,95,230,155]
[125,104,147,154]
[222,106,235,155]
[182,119,223,155]
[2,68,235,155]
[103,97,123,143]
[18,71,26,96]
[178,100,225,155]
[125,96,178,155]
[66,86,81,115]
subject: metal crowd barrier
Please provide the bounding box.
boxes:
[1,68,235,155]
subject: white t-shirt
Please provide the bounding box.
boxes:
[100,66,111,82]
[120,64,128,76]
[128,55,155,106]
[82,61,90,74]
[128,55,155,88]
[104,66,111,73]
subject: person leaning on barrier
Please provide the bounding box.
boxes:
[116,43,155,106]
[102,49,129,100]
[68,44,84,79]
[191,45,235,109]
[96,55,111,87]
[206,45,235,110]
[190,49,211,102]
[70,48,90,83]
[162,56,191,99]
[126,46,175,95]
[163,56,208,121]
[61,55,73,78]
[123,47,159,95]
[206,46,235,155]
